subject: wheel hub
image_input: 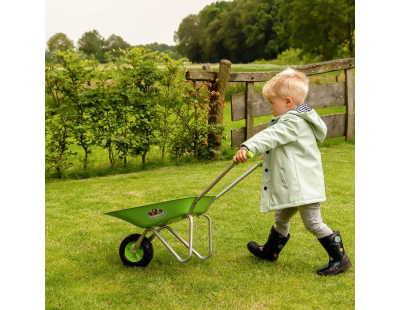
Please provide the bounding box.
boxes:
[125,242,144,262]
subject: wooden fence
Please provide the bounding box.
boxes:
[186,58,355,148]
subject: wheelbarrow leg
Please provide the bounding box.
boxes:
[148,214,213,262]
[131,228,151,259]
[161,214,212,260]
[148,215,194,263]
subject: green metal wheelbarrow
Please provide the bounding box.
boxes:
[105,152,261,267]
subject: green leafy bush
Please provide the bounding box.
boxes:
[45,48,225,176]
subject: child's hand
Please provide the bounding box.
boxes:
[233,149,248,163]
[260,155,263,160]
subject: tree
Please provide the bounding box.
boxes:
[173,14,203,63]
[279,0,355,61]
[197,1,232,62]
[334,0,355,57]
[46,50,98,170]
[104,34,131,57]
[45,50,53,62]
[138,42,182,60]
[219,0,261,63]
[244,0,288,60]
[200,15,230,62]
[77,29,106,62]
[199,0,260,63]
[46,32,75,52]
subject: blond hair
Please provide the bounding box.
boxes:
[262,68,309,105]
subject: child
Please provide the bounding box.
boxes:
[233,68,352,276]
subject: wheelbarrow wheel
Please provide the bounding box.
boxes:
[119,234,153,267]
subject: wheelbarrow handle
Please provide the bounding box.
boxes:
[214,160,262,201]
[187,151,254,216]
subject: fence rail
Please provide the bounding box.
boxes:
[185,58,355,148]
[185,58,355,82]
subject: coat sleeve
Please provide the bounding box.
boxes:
[240,115,300,156]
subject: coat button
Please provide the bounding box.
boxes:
[265,169,268,172]
[266,151,269,154]
[264,186,267,190]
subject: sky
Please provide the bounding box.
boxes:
[45,0,227,48]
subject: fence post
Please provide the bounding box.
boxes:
[245,82,255,140]
[345,68,355,141]
[207,59,231,159]
[202,63,211,71]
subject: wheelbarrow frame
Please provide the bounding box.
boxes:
[108,153,262,265]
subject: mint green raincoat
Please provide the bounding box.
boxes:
[241,110,327,212]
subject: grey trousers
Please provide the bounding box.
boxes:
[273,203,333,239]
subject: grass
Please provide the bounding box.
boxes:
[46,141,355,309]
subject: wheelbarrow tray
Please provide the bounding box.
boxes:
[105,196,214,229]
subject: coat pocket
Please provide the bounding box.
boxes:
[279,169,289,189]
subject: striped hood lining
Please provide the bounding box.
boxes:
[292,103,312,113]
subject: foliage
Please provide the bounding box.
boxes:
[174,0,355,62]
[45,48,227,175]
[45,51,98,171]
[46,32,75,64]
[174,0,286,63]
[77,29,107,63]
[155,55,190,160]
[45,113,76,173]
[174,14,203,63]
[255,47,323,65]
[279,0,355,61]
[244,0,288,60]
[45,59,77,173]
[45,50,54,63]
[112,48,162,165]
[140,42,183,60]
[168,81,209,162]
[46,32,75,52]
[104,34,131,58]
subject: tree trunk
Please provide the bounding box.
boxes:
[348,26,355,58]
[177,139,183,164]
[322,44,328,62]
[81,134,89,170]
[108,145,115,168]
[142,150,147,165]
[84,150,88,170]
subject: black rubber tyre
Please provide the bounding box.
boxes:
[119,234,154,267]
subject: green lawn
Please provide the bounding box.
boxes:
[46,141,355,309]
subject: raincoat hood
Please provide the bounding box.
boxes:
[285,109,327,143]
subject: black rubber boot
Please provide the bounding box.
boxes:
[247,226,290,261]
[317,230,352,276]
